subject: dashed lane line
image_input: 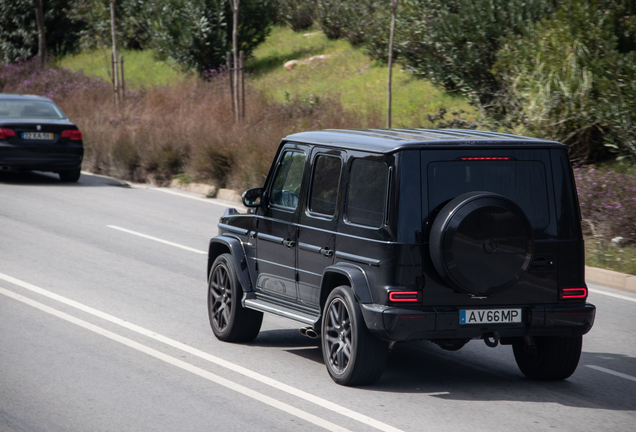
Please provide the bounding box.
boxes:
[588,288,636,304]
[0,286,351,432]
[0,272,404,432]
[107,225,207,255]
[586,365,636,383]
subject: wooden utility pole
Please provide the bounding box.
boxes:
[387,0,399,129]
[110,0,119,108]
[33,0,47,70]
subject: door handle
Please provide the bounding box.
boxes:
[283,239,295,248]
[320,247,333,257]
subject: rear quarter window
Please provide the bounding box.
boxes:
[428,160,550,228]
[346,159,388,227]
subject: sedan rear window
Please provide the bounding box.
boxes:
[0,100,67,119]
[428,160,550,228]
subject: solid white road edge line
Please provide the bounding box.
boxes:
[0,287,351,432]
[588,288,636,304]
[586,365,636,383]
[148,187,236,208]
[0,272,404,432]
[107,225,207,255]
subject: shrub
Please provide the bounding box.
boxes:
[315,0,380,45]
[494,0,636,161]
[273,0,316,31]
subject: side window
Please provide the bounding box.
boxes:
[309,155,342,216]
[270,151,306,209]
[346,159,388,227]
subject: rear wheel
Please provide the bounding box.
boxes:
[321,286,388,386]
[513,336,582,380]
[59,168,81,182]
[208,254,263,342]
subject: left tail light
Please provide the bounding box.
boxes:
[0,128,16,139]
[61,129,82,141]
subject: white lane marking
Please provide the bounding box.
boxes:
[148,187,238,208]
[0,272,403,432]
[0,287,351,432]
[588,288,636,304]
[107,225,207,255]
[586,365,636,383]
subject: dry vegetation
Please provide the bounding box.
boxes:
[1,59,377,190]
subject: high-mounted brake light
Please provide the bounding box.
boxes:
[459,157,512,161]
[388,291,420,302]
[0,128,16,139]
[560,288,588,299]
[61,129,82,141]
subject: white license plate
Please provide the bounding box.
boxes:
[460,308,522,324]
[22,132,53,140]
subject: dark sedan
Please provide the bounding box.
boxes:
[0,94,83,182]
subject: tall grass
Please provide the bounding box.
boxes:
[1,58,369,190]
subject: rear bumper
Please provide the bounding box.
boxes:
[0,143,83,172]
[361,303,596,341]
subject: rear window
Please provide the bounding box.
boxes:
[0,100,66,119]
[428,161,549,227]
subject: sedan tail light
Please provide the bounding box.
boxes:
[61,129,82,141]
[0,128,16,139]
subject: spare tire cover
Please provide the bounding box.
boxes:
[429,191,534,296]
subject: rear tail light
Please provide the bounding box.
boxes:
[560,287,587,300]
[0,128,16,139]
[388,291,420,303]
[61,129,82,141]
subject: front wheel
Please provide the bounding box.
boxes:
[513,336,582,380]
[208,254,263,342]
[321,286,388,386]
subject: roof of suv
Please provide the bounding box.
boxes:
[284,129,566,153]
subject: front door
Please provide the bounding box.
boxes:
[255,147,308,300]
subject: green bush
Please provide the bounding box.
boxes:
[494,0,636,160]
[273,0,316,31]
[0,0,84,62]
[315,0,380,45]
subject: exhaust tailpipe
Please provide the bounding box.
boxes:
[299,326,319,339]
[0,166,9,171]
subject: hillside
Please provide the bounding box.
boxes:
[59,26,473,127]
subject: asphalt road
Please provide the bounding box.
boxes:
[1,171,635,432]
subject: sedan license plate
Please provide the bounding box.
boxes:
[460,308,522,325]
[22,132,53,140]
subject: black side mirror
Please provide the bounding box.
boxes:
[242,187,264,207]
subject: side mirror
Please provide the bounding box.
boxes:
[242,187,264,207]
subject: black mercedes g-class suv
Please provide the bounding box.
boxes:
[207,129,595,386]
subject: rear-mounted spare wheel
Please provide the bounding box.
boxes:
[429,191,534,297]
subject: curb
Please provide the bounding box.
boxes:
[586,266,636,294]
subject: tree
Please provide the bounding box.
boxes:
[33,0,46,69]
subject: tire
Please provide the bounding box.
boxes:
[513,336,582,380]
[321,286,388,386]
[208,254,263,342]
[59,168,81,182]
[429,191,534,296]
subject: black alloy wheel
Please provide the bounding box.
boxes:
[321,286,388,386]
[208,254,262,342]
[513,336,582,380]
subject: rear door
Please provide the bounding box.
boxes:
[297,149,344,306]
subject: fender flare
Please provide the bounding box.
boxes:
[320,263,373,306]
[207,235,254,293]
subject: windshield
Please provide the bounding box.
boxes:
[0,100,67,119]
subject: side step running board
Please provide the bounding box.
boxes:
[244,297,319,326]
